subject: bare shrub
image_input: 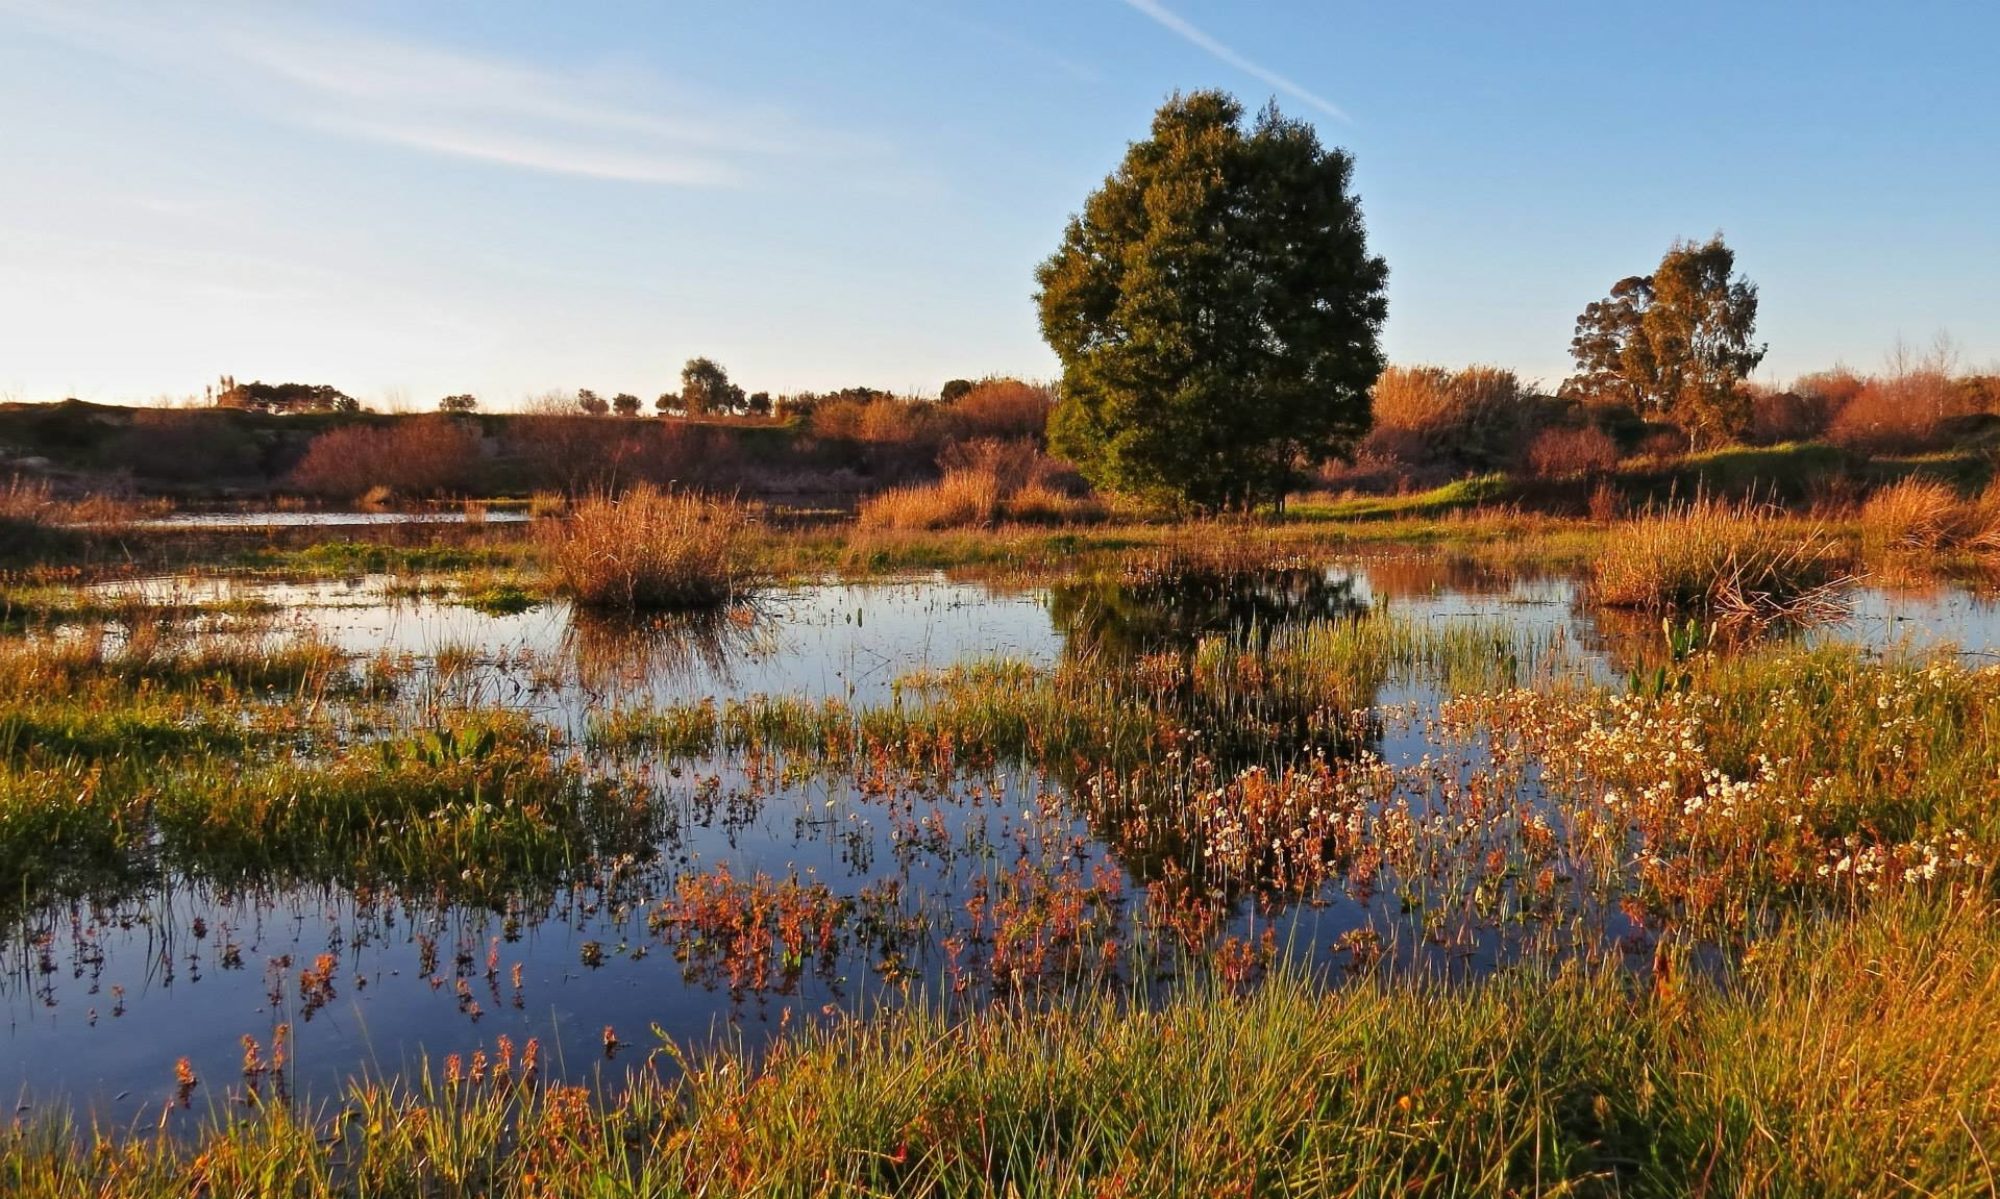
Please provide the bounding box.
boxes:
[538,487,759,611]
[1744,368,1862,444]
[502,415,740,495]
[1828,372,1964,453]
[1526,427,1619,479]
[1793,368,1868,414]
[1633,426,1692,460]
[290,417,485,500]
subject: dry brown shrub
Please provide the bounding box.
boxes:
[948,380,1053,441]
[1793,368,1868,413]
[858,441,1102,530]
[1828,372,1964,453]
[1526,427,1619,478]
[937,438,1046,492]
[1588,480,1626,523]
[806,398,868,441]
[1001,483,1106,526]
[290,417,485,499]
[1747,388,1839,445]
[1365,365,1536,470]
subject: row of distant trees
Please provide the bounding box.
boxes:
[562,359,768,418]
[210,376,361,414]
[212,359,1012,422]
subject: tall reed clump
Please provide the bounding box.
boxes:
[1593,498,1854,621]
[858,440,1104,530]
[0,477,60,524]
[538,486,759,611]
[859,469,1002,531]
[1859,477,2000,556]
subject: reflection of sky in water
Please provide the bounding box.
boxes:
[91,575,1061,709]
[87,568,2000,702]
[118,511,530,529]
[21,563,2000,1120]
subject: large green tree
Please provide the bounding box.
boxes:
[1035,91,1388,513]
[1565,235,1766,446]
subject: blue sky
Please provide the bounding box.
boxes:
[2,1,1994,408]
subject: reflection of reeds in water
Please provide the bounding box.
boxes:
[562,604,769,694]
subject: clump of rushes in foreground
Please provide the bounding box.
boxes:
[1592,497,1853,621]
[4,896,1996,1197]
[538,486,759,611]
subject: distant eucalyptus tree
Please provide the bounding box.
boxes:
[1566,235,1765,446]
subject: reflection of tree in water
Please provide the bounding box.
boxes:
[563,605,770,696]
[1350,550,1547,602]
[1043,564,1387,895]
[1049,565,1370,660]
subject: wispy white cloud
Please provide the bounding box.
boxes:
[5,2,886,186]
[1117,0,1348,122]
[919,9,1105,85]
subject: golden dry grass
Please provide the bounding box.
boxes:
[858,470,1001,531]
[1594,498,1854,620]
[1859,478,1967,552]
[537,486,758,611]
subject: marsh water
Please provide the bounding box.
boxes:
[122,510,532,530]
[8,556,2000,1120]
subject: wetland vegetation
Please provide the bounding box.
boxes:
[1,508,1998,1195]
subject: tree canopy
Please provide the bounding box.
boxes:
[215,378,358,414]
[681,358,746,417]
[1035,90,1388,512]
[1564,234,1765,446]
